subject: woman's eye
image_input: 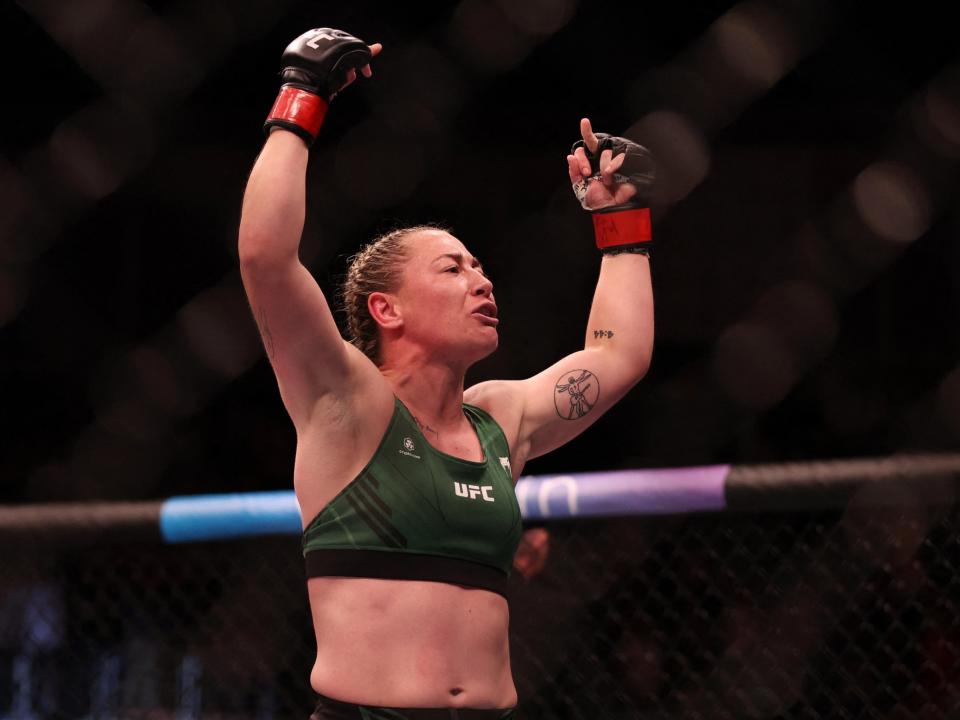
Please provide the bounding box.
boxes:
[446,266,459,273]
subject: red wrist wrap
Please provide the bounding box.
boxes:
[592,208,652,250]
[266,86,328,141]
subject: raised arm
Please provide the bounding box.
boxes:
[238,29,382,427]
[517,243,653,459]
[468,119,655,463]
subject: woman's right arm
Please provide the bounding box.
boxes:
[239,131,355,426]
[238,30,383,429]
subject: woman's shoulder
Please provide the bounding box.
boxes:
[464,380,524,441]
[464,378,521,409]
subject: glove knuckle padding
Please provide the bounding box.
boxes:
[264,27,371,146]
[282,28,372,98]
[571,133,655,207]
[570,131,656,252]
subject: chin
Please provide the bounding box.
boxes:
[463,331,499,364]
[479,334,499,358]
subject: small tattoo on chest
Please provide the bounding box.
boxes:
[412,415,440,440]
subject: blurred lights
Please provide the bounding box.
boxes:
[852,162,932,244]
[843,482,941,570]
[713,322,798,409]
[0,265,26,328]
[448,0,533,74]
[936,367,960,440]
[7,0,304,499]
[754,281,838,366]
[448,0,573,74]
[3,0,240,338]
[915,85,960,159]
[130,346,189,417]
[177,286,261,379]
[628,64,714,126]
[617,631,663,697]
[334,122,425,210]
[496,0,576,36]
[0,161,28,260]
[371,44,466,137]
[97,396,167,443]
[816,366,887,438]
[627,111,710,205]
[4,0,958,500]
[620,0,827,217]
[711,5,794,90]
[50,124,124,202]
[119,20,200,105]
[797,222,863,297]
[21,0,154,94]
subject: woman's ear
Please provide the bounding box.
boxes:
[368,291,403,330]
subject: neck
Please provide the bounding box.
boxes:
[379,350,468,427]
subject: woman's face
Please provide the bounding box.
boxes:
[392,229,499,363]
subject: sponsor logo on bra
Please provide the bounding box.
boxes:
[499,456,512,476]
[454,482,495,502]
[399,437,420,459]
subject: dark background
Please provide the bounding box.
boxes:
[2,0,959,504]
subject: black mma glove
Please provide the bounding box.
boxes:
[571,134,655,255]
[264,28,372,146]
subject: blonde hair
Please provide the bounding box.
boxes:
[341,224,447,364]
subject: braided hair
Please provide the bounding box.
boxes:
[340,224,447,365]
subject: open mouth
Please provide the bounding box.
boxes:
[472,304,499,325]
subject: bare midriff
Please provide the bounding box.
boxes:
[307,576,517,709]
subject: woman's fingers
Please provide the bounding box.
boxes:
[599,149,614,185]
[580,117,599,154]
[360,44,382,78]
[573,146,592,177]
[566,155,582,185]
[601,152,625,186]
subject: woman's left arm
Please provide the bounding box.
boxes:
[468,119,655,464]
[511,250,653,461]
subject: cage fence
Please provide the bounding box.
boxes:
[2,476,960,719]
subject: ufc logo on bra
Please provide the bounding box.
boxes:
[454,482,495,502]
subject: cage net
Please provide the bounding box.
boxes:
[2,502,959,719]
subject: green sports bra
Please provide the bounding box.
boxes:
[302,397,523,598]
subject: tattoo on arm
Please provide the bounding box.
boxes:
[254,307,276,360]
[553,369,600,420]
[593,329,615,339]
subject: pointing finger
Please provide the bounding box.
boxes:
[580,117,598,154]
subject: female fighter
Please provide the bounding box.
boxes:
[238,28,655,720]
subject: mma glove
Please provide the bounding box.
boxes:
[264,28,372,146]
[571,134,655,256]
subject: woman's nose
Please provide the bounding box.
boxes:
[474,275,493,295]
